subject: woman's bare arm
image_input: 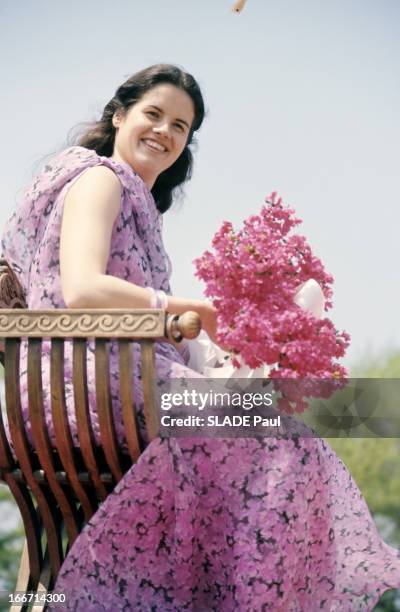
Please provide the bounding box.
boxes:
[59,165,214,331]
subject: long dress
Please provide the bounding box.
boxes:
[2,146,399,611]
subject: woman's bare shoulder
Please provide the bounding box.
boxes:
[70,164,122,193]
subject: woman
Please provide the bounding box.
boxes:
[2,64,399,611]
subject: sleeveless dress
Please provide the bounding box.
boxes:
[2,146,399,611]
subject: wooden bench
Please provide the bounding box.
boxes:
[0,259,201,608]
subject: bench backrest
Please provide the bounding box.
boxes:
[0,258,200,595]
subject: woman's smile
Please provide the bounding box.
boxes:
[141,137,169,153]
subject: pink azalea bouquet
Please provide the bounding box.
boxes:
[194,192,350,414]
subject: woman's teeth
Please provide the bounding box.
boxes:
[142,139,166,152]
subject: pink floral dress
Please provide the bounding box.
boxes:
[2,146,399,611]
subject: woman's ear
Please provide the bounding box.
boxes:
[112,112,123,128]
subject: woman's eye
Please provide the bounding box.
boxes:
[147,111,159,118]
[174,123,184,132]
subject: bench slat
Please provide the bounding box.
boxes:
[141,340,159,442]
[118,339,142,462]
[72,339,109,501]
[51,339,96,524]
[27,339,65,579]
[5,339,46,587]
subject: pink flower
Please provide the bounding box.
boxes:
[193,192,350,413]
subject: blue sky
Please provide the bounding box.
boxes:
[1,0,399,368]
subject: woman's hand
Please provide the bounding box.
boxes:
[162,296,229,352]
[197,301,229,351]
[199,301,218,342]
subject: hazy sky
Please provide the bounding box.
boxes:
[1,0,399,369]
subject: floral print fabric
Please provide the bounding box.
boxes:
[1,146,183,449]
[2,147,399,611]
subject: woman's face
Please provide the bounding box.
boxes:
[111,83,195,188]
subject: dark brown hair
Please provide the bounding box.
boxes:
[77,64,205,213]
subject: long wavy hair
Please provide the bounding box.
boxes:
[76,64,205,213]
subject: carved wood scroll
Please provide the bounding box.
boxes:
[0,258,27,309]
[0,310,166,338]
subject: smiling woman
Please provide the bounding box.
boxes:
[1,63,400,611]
[111,84,195,188]
[77,63,204,214]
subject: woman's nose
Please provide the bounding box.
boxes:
[153,122,171,138]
